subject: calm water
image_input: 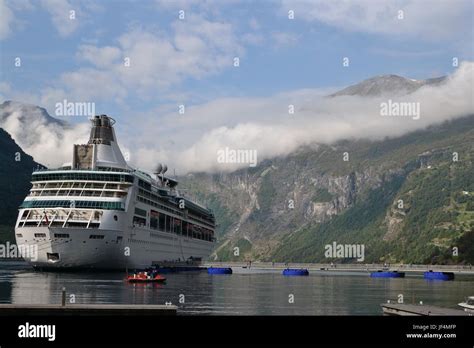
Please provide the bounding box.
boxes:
[1,261,473,315]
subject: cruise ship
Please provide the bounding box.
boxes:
[14,115,216,269]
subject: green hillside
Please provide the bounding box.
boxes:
[0,128,40,243]
[272,117,474,264]
[180,115,474,264]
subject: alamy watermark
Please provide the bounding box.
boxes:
[380,99,420,120]
[18,322,55,341]
[217,147,257,167]
[0,242,38,261]
[325,241,365,262]
[55,99,96,117]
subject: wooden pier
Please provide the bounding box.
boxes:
[0,304,177,316]
[381,303,469,316]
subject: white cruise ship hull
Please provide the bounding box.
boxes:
[14,115,216,271]
[15,226,213,270]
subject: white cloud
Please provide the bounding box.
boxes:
[272,31,299,47]
[60,68,126,101]
[155,0,240,11]
[62,14,243,100]
[127,61,473,174]
[0,0,14,40]
[77,45,121,68]
[0,101,90,167]
[2,62,472,173]
[281,0,473,41]
[40,0,82,37]
[241,32,264,45]
[8,0,35,11]
[155,0,201,10]
[0,82,11,99]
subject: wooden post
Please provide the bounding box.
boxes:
[61,287,66,307]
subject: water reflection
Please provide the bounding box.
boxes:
[1,261,473,315]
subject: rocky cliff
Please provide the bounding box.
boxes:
[180,116,474,264]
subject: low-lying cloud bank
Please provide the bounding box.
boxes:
[1,62,472,174]
[131,61,473,173]
[0,101,90,168]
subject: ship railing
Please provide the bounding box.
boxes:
[34,167,134,173]
[29,191,127,198]
[20,217,101,223]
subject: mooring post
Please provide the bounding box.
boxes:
[61,287,66,307]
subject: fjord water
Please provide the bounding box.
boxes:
[1,261,473,315]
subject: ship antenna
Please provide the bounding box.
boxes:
[162,165,168,187]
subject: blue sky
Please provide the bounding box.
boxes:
[0,0,473,172]
[2,1,472,113]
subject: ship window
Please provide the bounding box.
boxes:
[114,215,118,221]
[89,235,105,239]
[32,172,134,183]
[133,216,146,227]
[159,213,165,231]
[16,234,23,238]
[34,233,46,238]
[47,253,60,261]
[150,216,158,229]
[54,233,70,238]
[20,200,124,211]
[182,221,188,237]
[138,179,152,191]
[66,222,88,227]
[134,207,147,217]
[174,218,181,234]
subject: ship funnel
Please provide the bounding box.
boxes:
[88,115,116,145]
[72,114,128,170]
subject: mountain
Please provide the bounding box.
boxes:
[0,100,89,168]
[0,128,42,242]
[329,74,446,97]
[0,100,67,150]
[0,100,65,126]
[180,115,474,264]
[1,72,471,263]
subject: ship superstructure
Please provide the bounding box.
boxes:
[14,115,215,269]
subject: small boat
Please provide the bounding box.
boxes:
[458,296,474,313]
[282,268,309,276]
[207,267,232,275]
[423,271,455,281]
[127,271,166,283]
[370,270,405,278]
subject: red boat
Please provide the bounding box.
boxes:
[126,271,166,283]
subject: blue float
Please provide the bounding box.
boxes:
[282,268,309,276]
[370,271,405,278]
[423,271,454,281]
[207,267,232,275]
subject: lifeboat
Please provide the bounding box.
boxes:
[127,271,166,283]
